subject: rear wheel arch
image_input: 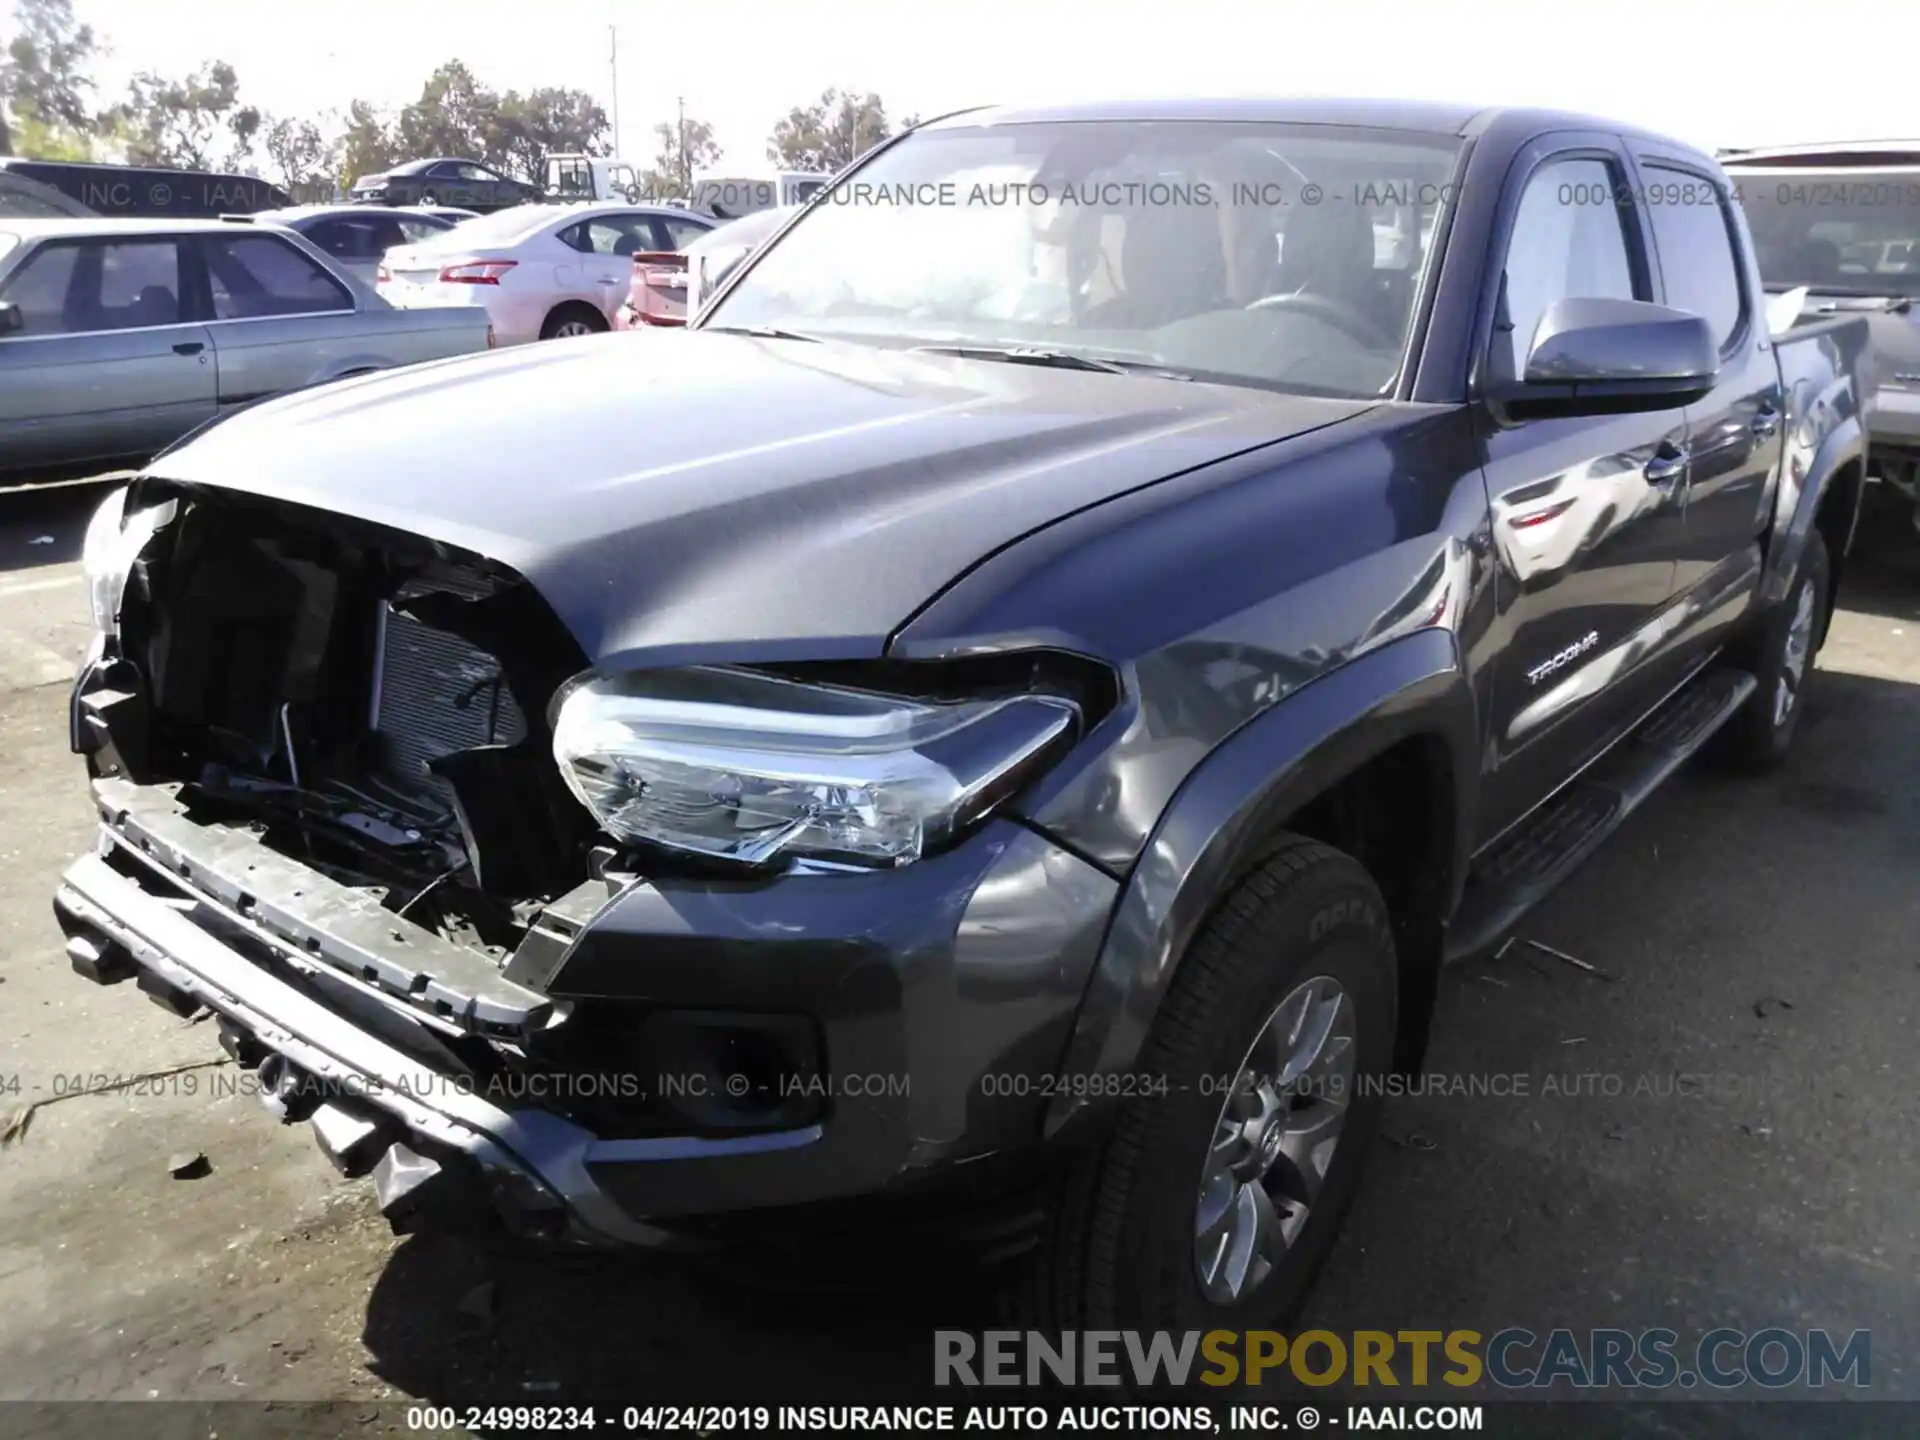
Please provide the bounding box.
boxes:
[541,300,610,340]
[1041,629,1476,1144]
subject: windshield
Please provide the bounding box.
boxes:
[1736,167,1920,296]
[702,120,1463,397]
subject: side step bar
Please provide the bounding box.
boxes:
[1445,665,1757,962]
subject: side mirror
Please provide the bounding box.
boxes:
[1498,297,1717,421]
[0,301,22,336]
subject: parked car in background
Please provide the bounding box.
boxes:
[350,159,540,214]
[613,205,798,330]
[0,217,493,478]
[1725,140,1920,537]
[56,100,1866,1336]
[378,202,715,344]
[0,159,290,217]
[0,170,97,220]
[238,206,460,284]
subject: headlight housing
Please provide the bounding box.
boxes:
[82,485,175,639]
[550,667,1078,868]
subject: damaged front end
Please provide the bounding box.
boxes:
[54,477,1126,1255]
[55,480,676,1244]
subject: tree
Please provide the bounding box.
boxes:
[766,89,893,174]
[263,113,336,198]
[489,86,609,184]
[393,60,497,162]
[337,99,399,187]
[1,0,101,156]
[641,113,720,199]
[116,61,260,170]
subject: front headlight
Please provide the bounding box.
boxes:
[82,486,176,638]
[550,667,1078,868]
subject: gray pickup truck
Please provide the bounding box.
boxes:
[0,217,494,480]
[57,99,1868,1337]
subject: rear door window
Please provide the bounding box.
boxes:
[204,235,353,318]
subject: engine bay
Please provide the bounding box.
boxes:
[102,484,599,956]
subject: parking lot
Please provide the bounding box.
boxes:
[0,477,1917,1426]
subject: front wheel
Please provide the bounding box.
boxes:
[1715,529,1830,772]
[1018,836,1397,1334]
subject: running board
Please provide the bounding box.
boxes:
[1444,666,1757,962]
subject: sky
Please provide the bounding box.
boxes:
[34,0,1920,172]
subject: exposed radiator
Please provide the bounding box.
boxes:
[368,596,528,801]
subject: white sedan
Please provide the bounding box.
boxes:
[375,202,716,345]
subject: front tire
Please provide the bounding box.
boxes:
[1716,529,1829,772]
[1020,837,1396,1335]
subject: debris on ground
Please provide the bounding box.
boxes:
[1753,996,1795,1019]
[0,1058,230,1148]
[1383,1132,1438,1152]
[1524,937,1620,982]
[1479,974,1510,988]
[1561,1036,1587,1045]
[1605,1126,1630,1141]
[1740,1122,1774,1139]
[168,1151,211,1179]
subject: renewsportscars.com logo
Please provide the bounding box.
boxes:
[933,1328,1871,1390]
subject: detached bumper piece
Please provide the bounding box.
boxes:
[88,776,553,1042]
[52,847,677,1249]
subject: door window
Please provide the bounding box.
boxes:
[0,239,184,333]
[0,243,80,333]
[396,216,450,244]
[1641,167,1747,351]
[204,235,352,318]
[1498,157,1642,378]
[566,217,652,255]
[658,215,715,249]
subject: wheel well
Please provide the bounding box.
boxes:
[1811,458,1863,646]
[544,300,607,334]
[1264,735,1455,1075]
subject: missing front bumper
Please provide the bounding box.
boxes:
[52,847,701,1249]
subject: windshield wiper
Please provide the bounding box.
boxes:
[703,324,821,342]
[912,343,1191,380]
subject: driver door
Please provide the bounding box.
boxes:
[1475,138,1693,844]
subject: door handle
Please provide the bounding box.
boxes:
[173,341,204,356]
[1751,405,1781,438]
[1643,445,1688,488]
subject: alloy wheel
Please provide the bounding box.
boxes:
[1774,578,1816,727]
[1193,974,1357,1305]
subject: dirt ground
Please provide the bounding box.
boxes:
[1,480,1916,1434]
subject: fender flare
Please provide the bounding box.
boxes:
[1761,412,1865,609]
[1042,627,1478,1142]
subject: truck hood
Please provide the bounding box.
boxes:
[150,330,1374,666]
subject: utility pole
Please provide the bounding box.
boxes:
[678,95,688,195]
[609,26,620,156]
